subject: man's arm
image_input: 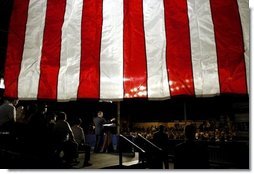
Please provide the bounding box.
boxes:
[13,106,16,122]
[67,122,76,142]
[81,127,86,144]
[8,104,16,122]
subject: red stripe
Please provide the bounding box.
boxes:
[164,0,194,96]
[123,0,147,98]
[77,0,103,99]
[37,0,66,100]
[4,0,30,98]
[210,0,247,94]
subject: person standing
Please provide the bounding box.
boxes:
[0,99,18,131]
[93,111,106,153]
[100,117,115,153]
[153,125,169,169]
[174,124,209,169]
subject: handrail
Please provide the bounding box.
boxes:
[137,133,163,151]
[119,134,146,168]
[119,134,146,153]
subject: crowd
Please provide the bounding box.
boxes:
[124,119,238,143]
[121,121,240,169]
[0,98,119,168]
[0,98,245,169]
[0,99,92,168]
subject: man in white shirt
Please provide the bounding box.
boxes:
[53,112,78,164]
[0,99,18,131]
[71,118,92,167]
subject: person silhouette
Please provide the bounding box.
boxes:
[71,118,92,167]
[53,112,78,164]
[174,124,209,169]
[153,125,169,169]
[93,111,106,152]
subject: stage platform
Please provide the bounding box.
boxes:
[73,152,174,169]
[73,152,137,169]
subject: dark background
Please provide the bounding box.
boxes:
[0,0,249,125]
[14,95,248,124]
[0,0,13,78]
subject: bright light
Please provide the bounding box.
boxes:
[0,78,5,89]
[139,85,146,91]
[138,91,143,96]
[99,100,112,103]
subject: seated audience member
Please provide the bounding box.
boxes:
[26,103,48,155]
[174,124,209,169]
[0,99,18,131]
[45,113,57,151]
[0,99,18,145]
[71,118,92,167]
[53,112,78,164]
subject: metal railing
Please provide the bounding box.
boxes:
[119,134,146,168]
[137,133,163,152]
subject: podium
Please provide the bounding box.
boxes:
[101,123,116,152]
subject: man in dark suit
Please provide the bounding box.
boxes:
[93,111,106,152]
[153,125,169,169]
[174,124,209,169]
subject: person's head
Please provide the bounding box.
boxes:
[74,118,82,126]
[5,98,19,106]
[17,105,24,113]
[159,125,165,132]
[97,111,103,118]
[38,103,48,114]
[12,99,19,106]
[185,124,196,141]
[27,103,38,114]
[43,104,48,113]
[16,106,25,122]
[46,112,57,122]
[57,112,67,121]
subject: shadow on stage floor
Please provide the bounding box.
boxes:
[74,152,138,169]
[73,152,174,169]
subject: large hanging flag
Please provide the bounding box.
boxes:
[4,0,249,101]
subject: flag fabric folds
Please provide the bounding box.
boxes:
[4,0,249,101]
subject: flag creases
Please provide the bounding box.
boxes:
[4,0,249,100]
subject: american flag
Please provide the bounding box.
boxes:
[4,0,249,101]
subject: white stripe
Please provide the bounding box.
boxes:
[18,0,47,99]
[58,0,83,101]
[100,0,123,99]
[143,0,170,99]
[237,0,249,93]
[187,0,220,96]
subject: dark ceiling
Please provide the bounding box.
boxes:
[0,0,13,78]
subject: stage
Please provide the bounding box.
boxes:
[73,152,174,169]
[73,152,137,169]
